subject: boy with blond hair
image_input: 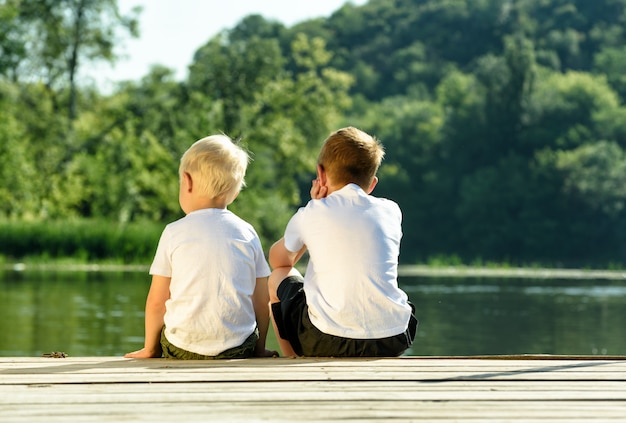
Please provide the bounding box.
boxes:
[126,135,276,359]
[268,126,417,357]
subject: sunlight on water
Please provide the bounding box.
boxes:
[405,284,502,294]
[522,285,626,297]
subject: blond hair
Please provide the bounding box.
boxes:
[317,127,384,189]
[179,135,249,199]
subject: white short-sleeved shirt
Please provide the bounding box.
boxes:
[150,208,271,356]
[284,183,412,339]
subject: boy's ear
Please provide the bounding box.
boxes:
[317,164,327,186]
[183,172,193,192]
[366,176,378,194]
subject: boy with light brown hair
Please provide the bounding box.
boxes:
[268,126,417,357]
[126,134,276,359]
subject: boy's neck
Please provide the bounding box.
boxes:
[321,171,348,196]
[187,196,229,213]
[325,182,349,196]
[319,165,376,195]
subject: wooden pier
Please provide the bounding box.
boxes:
[2,355,626,422]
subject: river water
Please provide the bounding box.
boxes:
[1,270,625,357]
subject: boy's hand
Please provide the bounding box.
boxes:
[310,179,328,200]
[124,347,162,359]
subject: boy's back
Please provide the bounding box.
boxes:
[126,134,274,360]
[268,126,417,358]
[152,207,268,356]
[284,183,409,339]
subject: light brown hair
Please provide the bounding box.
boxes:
[317,127,384,190]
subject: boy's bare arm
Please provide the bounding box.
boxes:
[268,238,306,269]
[125,275,171,358]
[267,177,321,270]
[252,277,277,357]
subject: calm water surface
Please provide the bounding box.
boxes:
[1,270,625,356]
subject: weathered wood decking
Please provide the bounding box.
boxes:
[2,356,626,422]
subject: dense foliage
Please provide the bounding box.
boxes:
[2,0,626,267]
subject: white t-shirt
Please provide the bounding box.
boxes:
[150,208,271,356]
[284,183,412,339]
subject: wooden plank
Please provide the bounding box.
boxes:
[3,381,626,401]
[2,355,625,369]
[4,355,626,374]
[3,401,626,422]
[2,358,626,384]
[1,357,626,423]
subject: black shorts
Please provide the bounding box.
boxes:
[271,276,418,357]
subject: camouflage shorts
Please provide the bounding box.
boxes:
[160,327,258,359]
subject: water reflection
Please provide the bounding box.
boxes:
[402,277,626,356]
[1,271,625,357]
[0,270,149,356]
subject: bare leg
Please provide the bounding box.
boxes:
[268,266,302,357]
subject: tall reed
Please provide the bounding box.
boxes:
[0,219,164,263]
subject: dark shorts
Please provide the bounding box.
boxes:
[160,327,258,360]
[271,276,418,357]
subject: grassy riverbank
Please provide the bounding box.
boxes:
[399,265,626,280]
[0,219,163,264]
[3,260,626,281]
[2,220,626,278]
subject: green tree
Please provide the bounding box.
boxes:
[523,70,622,151]
[0,0,24,81]
[5,81,69,219]
[531,142,626,263]
[473,35,535,158]
[0,82,37,217]
[555,141,626,217]
[348,95,445,260]
[233,34,354,244]
[58,111,179,222]
[188,24,285,136]
[594,46,626,101]
[4,0,139,120]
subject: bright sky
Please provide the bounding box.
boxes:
[87,0,367,90]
